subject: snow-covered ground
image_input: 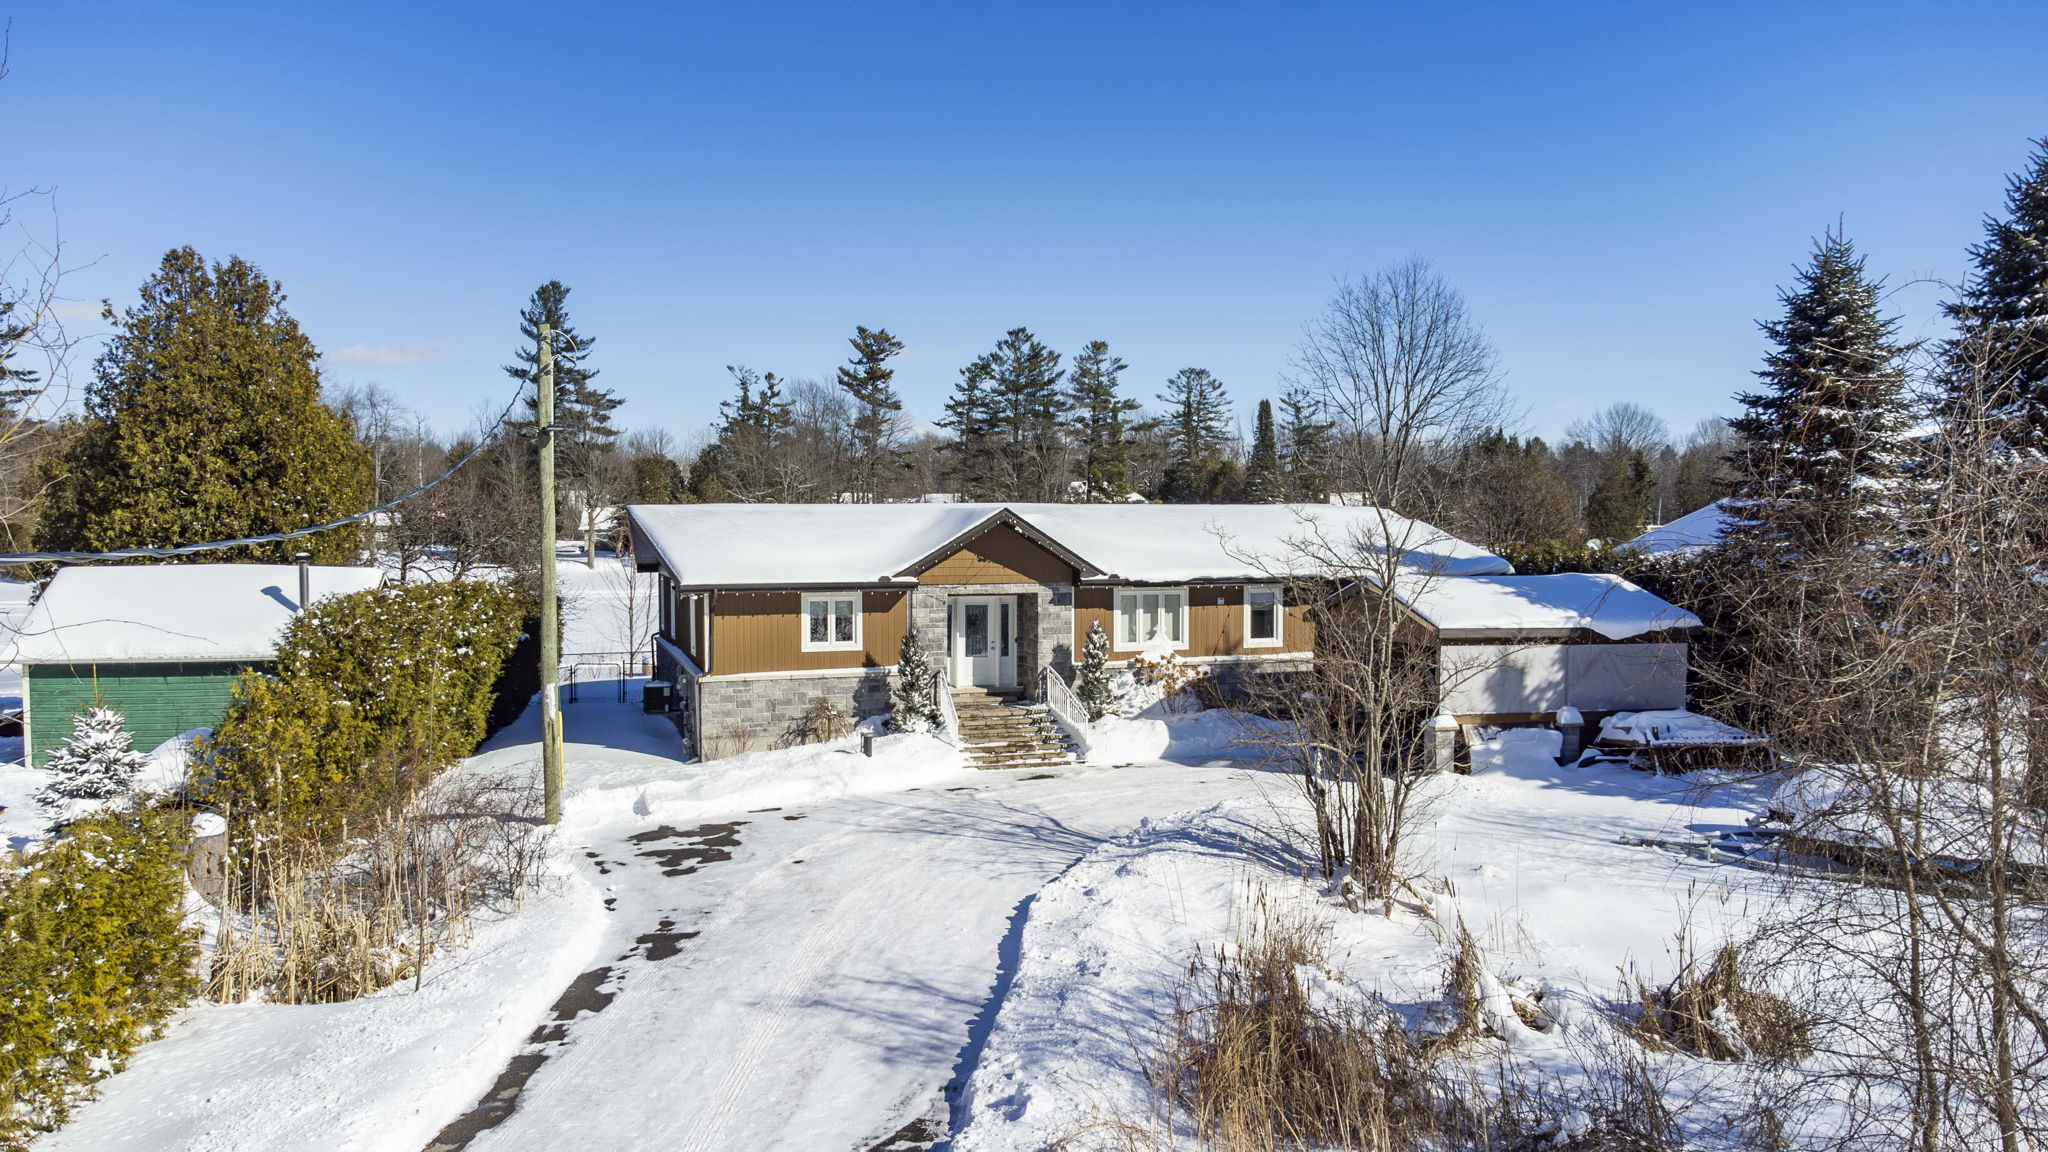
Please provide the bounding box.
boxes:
[33,553,1804,1151]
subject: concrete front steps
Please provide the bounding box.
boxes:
[951,689,1078,771]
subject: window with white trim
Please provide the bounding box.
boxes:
[1115,588,1186,649]
[1244,585,1283,647]
[801,592,862,652]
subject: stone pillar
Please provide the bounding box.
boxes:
[1554,706,1585,764]
[1428,713,1460,773]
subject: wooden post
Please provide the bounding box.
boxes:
[538,323,565,825]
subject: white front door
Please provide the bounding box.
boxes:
[951,596,1017,688]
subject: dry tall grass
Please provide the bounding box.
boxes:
[206,771,553,1004]
[1631,940,1811,1064]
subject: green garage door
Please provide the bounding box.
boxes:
[25,661,259,768]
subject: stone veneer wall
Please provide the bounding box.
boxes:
[909,582,1075,697]
[693,667,896,760]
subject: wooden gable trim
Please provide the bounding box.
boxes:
[893,508,1104,581]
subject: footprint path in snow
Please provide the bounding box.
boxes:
[420,820,747,1152]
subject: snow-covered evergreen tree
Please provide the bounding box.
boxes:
[888,628,940,733]
[1943,138,2048,451]
[1726,228,1911,563]
[1075,621,1115,721]
[36,706,151,819]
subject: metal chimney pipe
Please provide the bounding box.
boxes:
[295,551,312,612]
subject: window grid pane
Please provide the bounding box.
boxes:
[809,601,828,643]
[834,600,855,643]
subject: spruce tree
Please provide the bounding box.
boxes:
[1277,384,1334,501]
[1583,448,1654,543]
[1066,340,1143,501]
[1157,367,1232,502]
[1726,228,1911,560]
[889,628,939,732]
[33,247,372,562]
[837,326,906,502]
[1943,138,2048,450]
[1241,399,1285,503]
[36,706,152,821]
[1075,620,1115,720]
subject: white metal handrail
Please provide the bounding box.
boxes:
[932,675,961,746]
[1040,666,1092,752]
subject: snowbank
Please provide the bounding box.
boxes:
[575,730,968,827]
[1077,707,1287,765]
[1772,764,2047,866]
[1468,726,1564,771]
[42,856,604,1152]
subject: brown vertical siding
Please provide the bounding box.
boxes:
[1073,584,1313,658]
[914,524,1078,585]
[708,588,907,674]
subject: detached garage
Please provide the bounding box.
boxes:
[1392,572,1700,723]
[12,563,385,767]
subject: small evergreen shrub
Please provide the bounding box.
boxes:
[1075,621,1115,721]
[35,706,151,826]
[888,628,940,733]
[0,811,198,1148]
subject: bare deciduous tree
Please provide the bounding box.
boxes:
[1289,258,1511,518]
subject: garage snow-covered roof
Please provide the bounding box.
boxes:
[1394,572,1701,639]
[10,564,386,664]
[627,502,1510,589]
[1618,500,1731,557]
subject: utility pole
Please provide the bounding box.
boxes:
[538,322,566,825]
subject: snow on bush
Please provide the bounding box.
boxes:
[35,707,151,827]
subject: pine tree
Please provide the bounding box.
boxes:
[1066,340,1143,501]
[33,247,372,562]
[889,628,940,733]
[1277,384,1334,502]
[952,328,1065,500]
[1157,367,1232,502]
[36,706,152,819]
[1943,138,2048,450]
[1726,228,1911,560]
[708,366,797,501]
[837,326,906,502]
[940,360,1001,499]
[1075,620,1115,720]
[506,281,620,461]
[1241,399,1285,503]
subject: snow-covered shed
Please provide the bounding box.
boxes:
[11,563,385,767]
[1386,572,1701,721]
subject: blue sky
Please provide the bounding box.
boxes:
[11,2,2045,446]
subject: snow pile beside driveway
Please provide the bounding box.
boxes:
[1772,763,2047,865]
[567,728,967,827]
[1080,706,1288,765]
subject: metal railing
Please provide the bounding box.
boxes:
[562,650,653,703]
[1040,666,1093,753]
[932,675,961,746]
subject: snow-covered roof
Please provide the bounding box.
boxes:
[1393,572,1701,639]
[626,503,1511,588]
[1617,500,1730,556]
[10,564,386,664]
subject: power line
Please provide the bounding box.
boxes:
[0,378,531,565]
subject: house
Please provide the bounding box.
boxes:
[628,502,1513,757]
[10,563,386,767]
[1383,571,1700,725]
